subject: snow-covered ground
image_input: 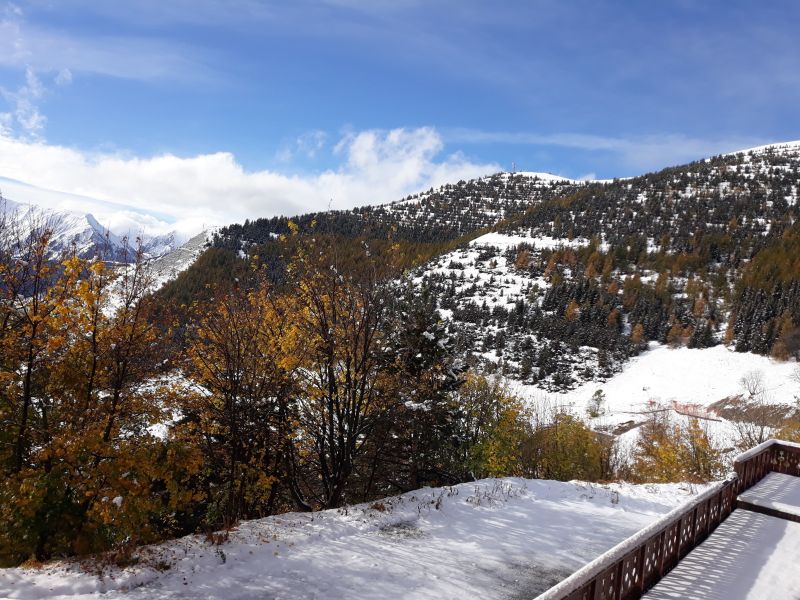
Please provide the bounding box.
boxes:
[530,343,799,419]
[543,343,797,447]
[468,231,608,252]
[0,478,706,600]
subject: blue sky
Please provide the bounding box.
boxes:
[0,0,798,235]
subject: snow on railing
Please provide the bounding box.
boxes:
[733,438,800,463]
[536,440,800,600]
[733,439,800,492]
[534,480,735,600]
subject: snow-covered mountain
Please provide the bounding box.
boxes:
[140,228,216,288]
[3,142,800,600]
[402,140,800,387]
[1,196,188,263]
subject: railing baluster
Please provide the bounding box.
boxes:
[635,545,646,596]
[614,560,623,599]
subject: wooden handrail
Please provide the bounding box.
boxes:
[535,439,800,600]
[535,481,734,600]
[733,440,800,487]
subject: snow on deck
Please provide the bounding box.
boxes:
[0,479,704,600]
[644,510,800,600]
[738,472,800,520]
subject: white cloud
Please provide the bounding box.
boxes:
[0,66,47,138]
[0,127,499,237]
[54,68,72,86]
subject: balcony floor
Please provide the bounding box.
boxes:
[737,471,800,520]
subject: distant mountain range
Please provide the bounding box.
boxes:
[1,196,186,262]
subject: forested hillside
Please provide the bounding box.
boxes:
[212,172,580,247]
[168,142,800,388]
[415,143,800,388]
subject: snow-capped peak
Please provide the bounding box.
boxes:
[2,196,188,262]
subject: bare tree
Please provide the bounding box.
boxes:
[740,370,766,400]
[732,370,777,449]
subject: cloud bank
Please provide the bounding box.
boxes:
[0,127,500,237]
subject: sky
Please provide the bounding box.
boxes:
[0,0,798,238]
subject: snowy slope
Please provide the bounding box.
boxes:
[551,343,799,418]
[102,229,214,316]
[416,230,615,390]
[0,478,706,600]
[518,343,800,451]
[415,216,800,447]
[138,228,215,291]
[723,139,800,157]
[510,171,578,183]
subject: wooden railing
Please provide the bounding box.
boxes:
[535,439,800,600]
[733,439,800,492]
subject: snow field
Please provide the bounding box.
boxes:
[535,343,800,449]
[1,478,707,600]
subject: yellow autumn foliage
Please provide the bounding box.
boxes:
[631,413,724,483]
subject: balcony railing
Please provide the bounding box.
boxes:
[535,439,800,600]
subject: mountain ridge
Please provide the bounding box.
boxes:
[170,139,800,392]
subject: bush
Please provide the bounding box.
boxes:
[528,412,612,481]
[631,413,724,483]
